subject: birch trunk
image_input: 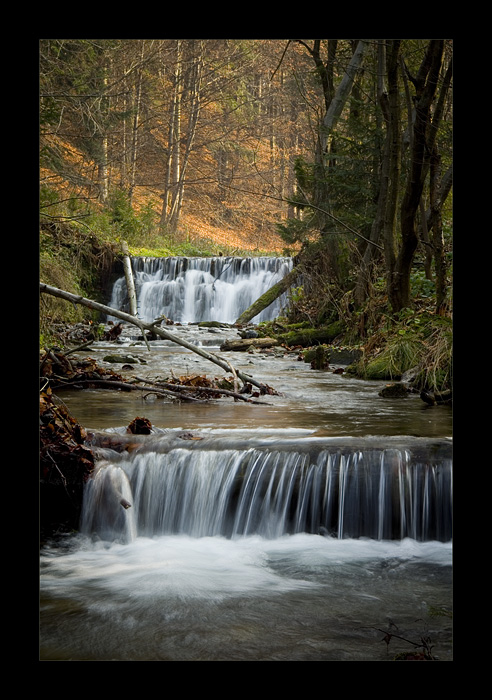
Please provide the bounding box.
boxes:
[161,40,182,229]
[121,240,137,316]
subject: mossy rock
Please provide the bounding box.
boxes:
[364,358,401,381]
[277,321,345,347]
[378,383,409,398]
[304,345,363,367]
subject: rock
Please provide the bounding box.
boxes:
[378,382,410,398]
[303,345,362,369]
[126,417,153,434]
[307,345,330,370]
[103,354,139,364]
[198,321,231,328]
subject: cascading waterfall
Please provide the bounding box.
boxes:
[81,439,452,544]
[108,256,293,324]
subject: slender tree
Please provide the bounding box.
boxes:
[389,40,447,312]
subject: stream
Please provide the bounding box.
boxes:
[40,322,452,662]
[40,261,452,661]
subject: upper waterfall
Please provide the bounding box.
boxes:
[109,256,293,324]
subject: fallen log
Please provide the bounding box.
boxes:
[39,283,275,393]
[220,337,279,352]
[235,265,301,325]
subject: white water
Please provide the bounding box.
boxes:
[40,436,452,661]
[40,531,452,661]
[79,439,452,544]
[109,256,293,323]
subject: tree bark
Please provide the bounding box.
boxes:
[235,265,301,325]
[128,40,145,206]
[354,40,396,306]
[320,40,370,143]
[121,240,137,316]
[390,40,445,312]
[39,283,271,392]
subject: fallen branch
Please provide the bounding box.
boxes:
[57,378,207,402]
[136,378,272,404]
[39,283,275,393]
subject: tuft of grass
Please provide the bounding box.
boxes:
[354,312,452,392]
[362,332,423,381]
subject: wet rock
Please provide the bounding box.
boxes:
[126,417,153,435]
[103,354,140,364]
[378,383,410,398]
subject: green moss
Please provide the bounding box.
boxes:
[359,333,423,381]
[277,320,345,347]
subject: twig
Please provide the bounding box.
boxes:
[65,340,94,356]
[135,377,272,405]
[40,283,272,393]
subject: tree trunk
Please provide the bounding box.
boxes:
[168,41,204,232]
[429,152,448,314]
[320,40,370,143]
[161,40,183,230]
[389,40,445,312]
[121,240,137,316]
[39,284,272,392]
[354,40,395,306]
[128,40,145,206]
[235,265,301,325]
[382,41,402,308]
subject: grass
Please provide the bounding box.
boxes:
[353,311,452,392]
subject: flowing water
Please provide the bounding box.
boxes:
[40,257,453,662]
[109,256,293,323]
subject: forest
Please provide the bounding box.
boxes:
[40,38,453,396]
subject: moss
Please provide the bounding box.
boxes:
[303,345,362,367]
[277,320,345,347]
[357,333,423,381]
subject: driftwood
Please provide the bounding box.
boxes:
[235,264,300,325]
[39,283,275,393]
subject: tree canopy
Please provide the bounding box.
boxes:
[40,39,453,317]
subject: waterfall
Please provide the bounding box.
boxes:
[108,256,293,324]
[81,438,452,544]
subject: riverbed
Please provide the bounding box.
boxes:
[57,322,452,439]
[40,322,453,662]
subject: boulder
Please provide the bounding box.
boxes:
[103,354,140,364]
[378,382,410,398]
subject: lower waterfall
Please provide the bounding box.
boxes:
[81,437,452,544]
[108,256,293,323]
[42,435,452,660]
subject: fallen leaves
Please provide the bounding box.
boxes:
[40,348,126,389]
